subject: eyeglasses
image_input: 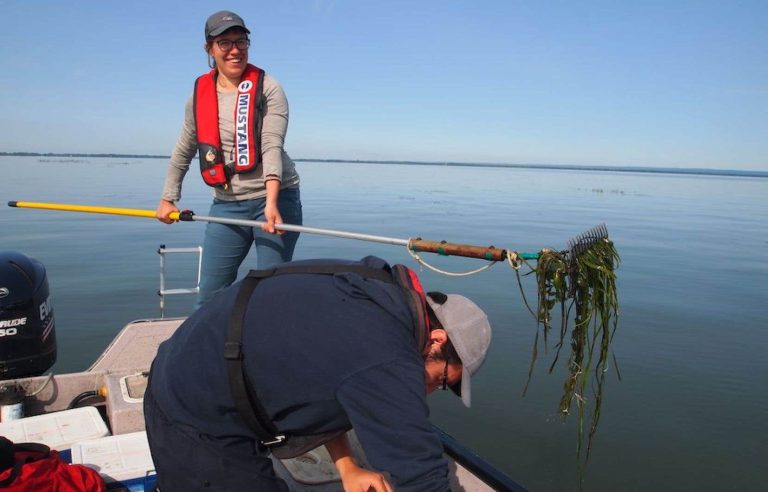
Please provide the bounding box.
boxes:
[440,360,449,391]
[215,38,250,51]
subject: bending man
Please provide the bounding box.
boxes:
[144,255,492,491]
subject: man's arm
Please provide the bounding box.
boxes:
[325,433,393,492]
[336,359,452,492]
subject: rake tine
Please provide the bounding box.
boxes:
[566,223,609,260]
[563,224,610,298]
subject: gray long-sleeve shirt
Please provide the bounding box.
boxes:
[160,73,300,203]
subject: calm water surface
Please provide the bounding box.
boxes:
[1,156,766,491]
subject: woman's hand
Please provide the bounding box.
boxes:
[261,179,284,235]
[261,202,284,235]
[156,199,179,224]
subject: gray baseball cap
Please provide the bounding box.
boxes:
[205,11,250,39]
[426,294,491,407]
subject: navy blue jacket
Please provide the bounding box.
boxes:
[149,256,450,491]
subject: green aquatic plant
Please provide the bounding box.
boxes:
[517,232,621,467]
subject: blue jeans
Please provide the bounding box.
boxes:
[198,187,302,306]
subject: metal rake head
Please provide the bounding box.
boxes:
[566,223,609,259]
[562,223,611,298]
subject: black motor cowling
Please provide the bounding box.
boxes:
[0,252,57,379]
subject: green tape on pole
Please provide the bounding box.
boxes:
[437,247,447,256]
[520,252,540,260]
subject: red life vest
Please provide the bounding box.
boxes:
[194,64,265,188]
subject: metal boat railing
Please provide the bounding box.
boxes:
[157,245,202,318]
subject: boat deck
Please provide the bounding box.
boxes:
[4,319,524,491]
[88,318,182,372]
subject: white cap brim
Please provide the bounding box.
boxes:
[460,366,472,407]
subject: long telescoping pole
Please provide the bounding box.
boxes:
[8,201,522,261]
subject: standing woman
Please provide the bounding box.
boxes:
[156,11,302,306]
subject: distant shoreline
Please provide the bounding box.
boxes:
[2,152,766,178]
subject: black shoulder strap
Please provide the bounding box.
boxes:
[225,263,394,448]
[224,275,280,446]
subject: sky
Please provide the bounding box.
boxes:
[1,0,766,170]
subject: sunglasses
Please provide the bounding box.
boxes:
[440,360,449,391]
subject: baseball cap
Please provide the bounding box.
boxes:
[425,294,491,407]
[205,11,250,39]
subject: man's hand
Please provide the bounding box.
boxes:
[339,466,393,492]
[325,434,393,492]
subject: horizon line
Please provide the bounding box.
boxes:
[1,151,766,178]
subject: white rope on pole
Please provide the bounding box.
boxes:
[506,251,523,270]
[405,239,497,277]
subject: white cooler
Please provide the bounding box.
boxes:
[70,431,156,487]
[0,406,110,450]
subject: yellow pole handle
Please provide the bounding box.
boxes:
[7,201,180,221]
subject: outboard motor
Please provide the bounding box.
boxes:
[0,252,57,379]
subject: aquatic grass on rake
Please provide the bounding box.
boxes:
[517,231,620,464]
